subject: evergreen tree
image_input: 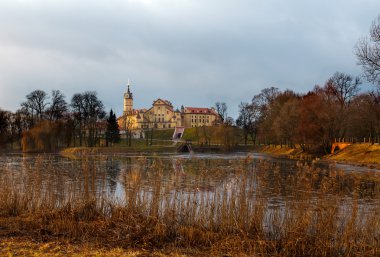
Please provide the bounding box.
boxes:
[105,109,120,146]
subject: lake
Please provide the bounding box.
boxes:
[1,152,379,208]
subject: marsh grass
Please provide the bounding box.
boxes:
[0,156,379,256]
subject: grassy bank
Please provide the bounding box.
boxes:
[256,145,316,160]
[61,145,177,156]
[0,158,379,256]
[328,143,380,165]
[256,144,380,165]
[149,129,175,140]
[61,138,177,156]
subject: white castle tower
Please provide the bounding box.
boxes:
[123,80,133,115]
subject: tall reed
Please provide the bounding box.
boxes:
[0,156,379,256]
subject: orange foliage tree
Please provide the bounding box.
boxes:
[21,121,69,152]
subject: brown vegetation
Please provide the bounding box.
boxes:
[236,71,380,154]
[21,121,72,152]
[329,143,380,165]
[0,157,379,256]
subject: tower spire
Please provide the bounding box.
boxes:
[127,79,131,94]
[123,79,133,114]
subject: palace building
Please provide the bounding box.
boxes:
[118,83,219,133]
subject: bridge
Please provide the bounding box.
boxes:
[177,140,193,153]
[331,142,352,154]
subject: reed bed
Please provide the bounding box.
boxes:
[0,155,379,256]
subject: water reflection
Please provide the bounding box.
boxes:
[0,153,379,206]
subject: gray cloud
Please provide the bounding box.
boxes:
[0,0,379,117]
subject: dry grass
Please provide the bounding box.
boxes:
[0,237,190,257]
[259,145,315,160]
[0,157,379,256]
[60,145,177,157]
[260,145,296,155]
[329,143,380,164]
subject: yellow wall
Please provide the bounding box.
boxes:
[119,99,218,130]
[183,113,216,128]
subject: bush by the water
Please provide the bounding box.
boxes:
[21,121,71,152]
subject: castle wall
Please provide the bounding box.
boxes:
[120,86,218,131]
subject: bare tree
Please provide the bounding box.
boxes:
[347,92,380,144]
[260,87,280,104]
[0,109,11,146]
[356,15,380,86]
[215,102,227,122]
[273,97,300,148]
[252,87,280,120]
[326,72,361,108]
[70,92,105,147]
[251,87,280,144]
[121,113,134,146]
[82,91,105,147]
[46,90,67,121]
[143,111,156,146]
[71,93,85,146]
[236,102,260,145]
[21,89,49,124]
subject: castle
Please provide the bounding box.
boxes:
[118,83,219,134]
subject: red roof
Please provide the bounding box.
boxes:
[184,107,216,115]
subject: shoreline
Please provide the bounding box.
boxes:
[6,143,380,169]
[256,144,380,169]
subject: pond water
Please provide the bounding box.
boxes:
[0,152,379,207]
[1,151,379,246]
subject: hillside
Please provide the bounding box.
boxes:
[327,143,380,165]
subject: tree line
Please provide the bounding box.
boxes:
[235,73,379,153]
[0,90,120,152]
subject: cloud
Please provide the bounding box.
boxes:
[0,0,379,117]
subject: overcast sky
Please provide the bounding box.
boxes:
[0,0,379,118]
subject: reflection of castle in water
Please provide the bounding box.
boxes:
[1,154,379,209]
[105,158,121,196]
[114,157,225,194]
